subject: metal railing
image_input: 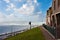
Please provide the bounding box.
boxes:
[42,24,56,37]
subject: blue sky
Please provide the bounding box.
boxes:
[0,0,52,25]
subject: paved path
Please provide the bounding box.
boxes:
[40,26,56,40]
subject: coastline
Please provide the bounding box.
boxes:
[0,28,28,40]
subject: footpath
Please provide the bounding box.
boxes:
[40,26,57,40]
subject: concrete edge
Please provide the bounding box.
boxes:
[57,39,60,40]
[42,26,56,39]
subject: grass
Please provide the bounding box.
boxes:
[5,27,45,40]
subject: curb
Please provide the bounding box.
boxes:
[42,27,55,39]
[40,26,56,40]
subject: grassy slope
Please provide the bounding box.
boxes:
[5,27,45,40]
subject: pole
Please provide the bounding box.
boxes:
[29,21,31,30]
[30,24,31,29]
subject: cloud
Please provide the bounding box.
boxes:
[0,12,7,22]
[0,11,41,22]
[6,0,37,15]
[13,4,34,15]
[34,0,37,3]
[0,0,45,25]
[22,4,27,9]
[4,0,10,3]
[6,3,15,11]
[14,0,22,2]
[36,11,42,15]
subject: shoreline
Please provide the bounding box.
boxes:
[0,29,28,40]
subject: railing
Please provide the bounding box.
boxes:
[42,24,56,37]
[0,29,28,39]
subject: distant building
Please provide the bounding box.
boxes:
[46,7,52,26]
[46,10,49,25]
[46,0,60,39]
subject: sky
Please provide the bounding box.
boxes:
[0,0,52,25]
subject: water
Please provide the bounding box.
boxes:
[0,25,30,35]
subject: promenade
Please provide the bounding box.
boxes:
[0,26,57,40]
[40,26,56,40]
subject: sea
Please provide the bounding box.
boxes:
[0,25,37,35]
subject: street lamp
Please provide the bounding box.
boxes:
[29,21,31,30]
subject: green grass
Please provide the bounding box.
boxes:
[5,27,45,40]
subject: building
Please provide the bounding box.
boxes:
[46,10,49,25]
[46,0,60,39]
[52,0,60,39]
[46,7,52,26]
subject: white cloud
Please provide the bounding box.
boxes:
[0,12,17,22]
[4,0,10,3]
[37,11,42,15]
[0,12,40,22]
[0,13,4,18]
[15,0,22,2]
[0,11,43,25]
[6,0,38,14]
[34,0,37,3]
[22,4,27,9]
[27,0,38,5]
[0,12,7,22]
[13,4,34,15]
[10,3,15,8]
[0,0,44,25]
[6,3,15,11]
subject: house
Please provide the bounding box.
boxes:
[46,7,52,26]
[46,0,60,39]
[52,0,60,39]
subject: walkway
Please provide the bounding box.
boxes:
[40,26,56,40]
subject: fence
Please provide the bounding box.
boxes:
[42,24,56,37]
